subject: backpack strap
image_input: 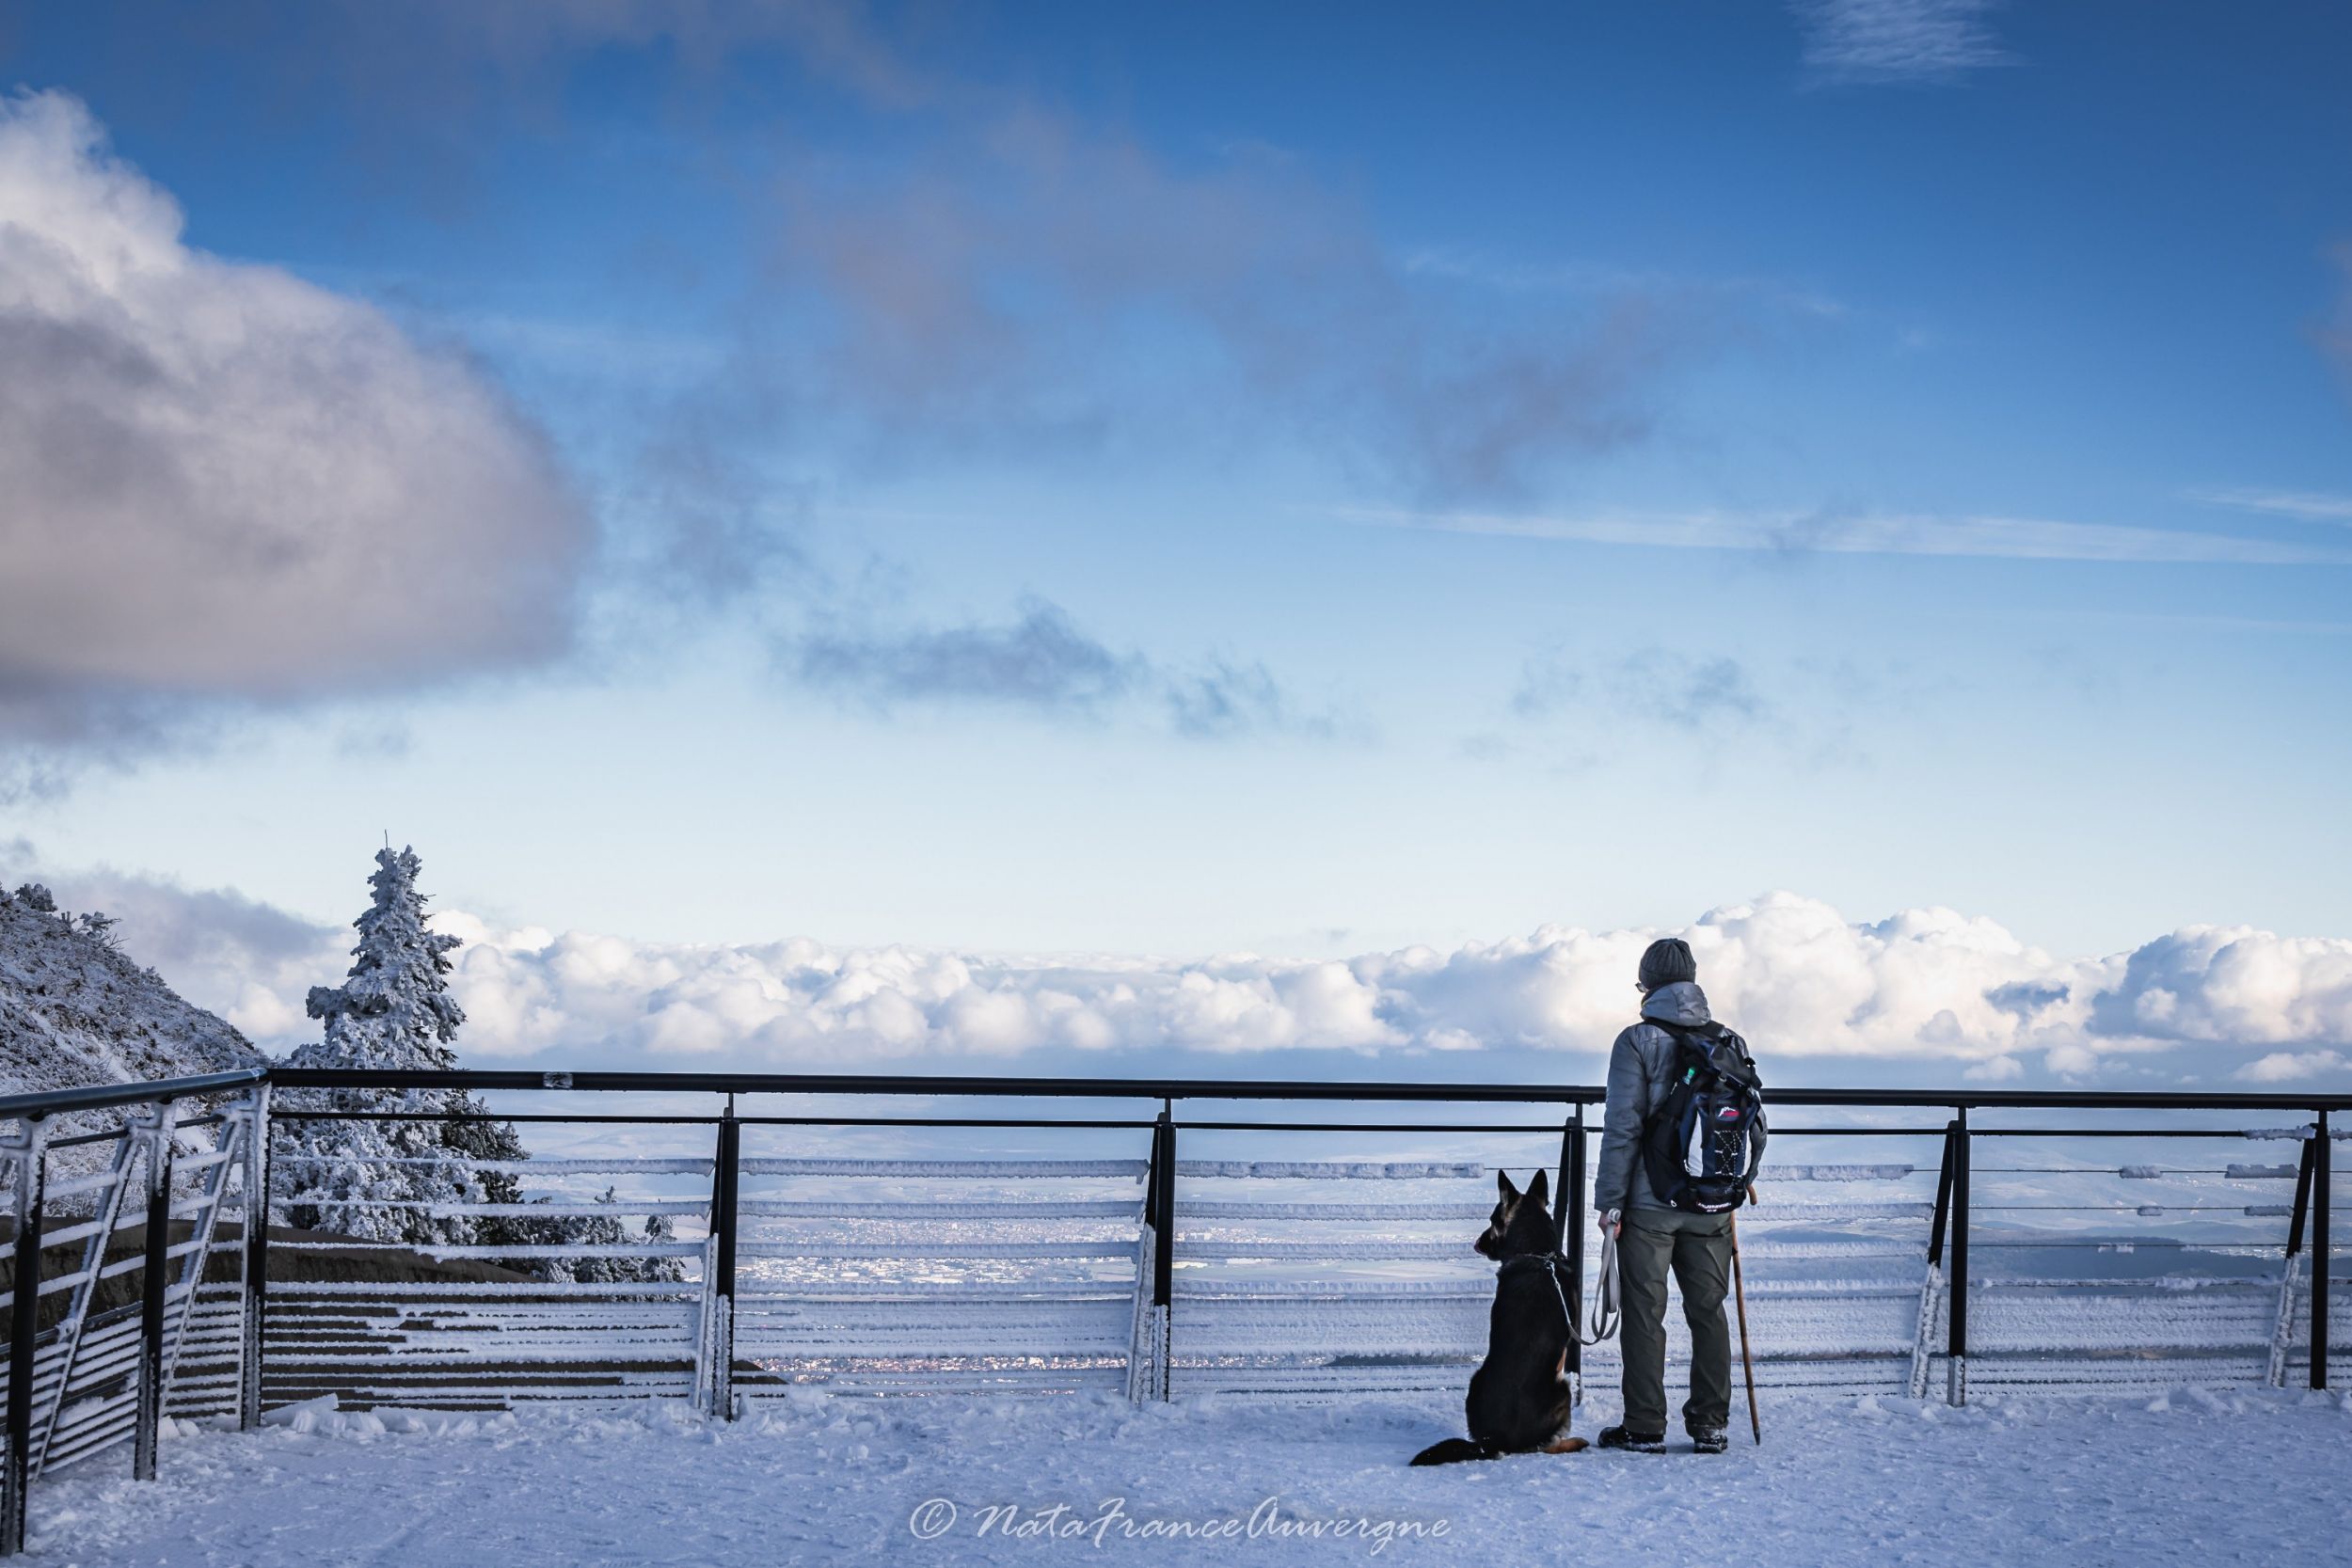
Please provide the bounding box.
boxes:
[1647,1016,1757,1082]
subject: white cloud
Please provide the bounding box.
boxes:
[24,847,2347,1085]
[2088,927,2352,1048]
[0,91,588,750]
[2043,1043,2099,1078]
[410,895,2350,1084]
[2239,1050,2349,1084]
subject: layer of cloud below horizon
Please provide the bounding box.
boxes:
[14,849,2347,1087]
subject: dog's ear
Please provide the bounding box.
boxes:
[1497,1169,1518,1199]
[1526,1168,1549,1210]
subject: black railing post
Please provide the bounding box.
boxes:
[2267,1125,2319,1389]
[134,1111,176,1481]
[1910,1117,1962,1399]
[2313,1109,2331,1391]
[2286,1130,2316,1259]
[4,1119,50,1558]
[1945,1107,1969,1406]
[1558,1107,1586,1396]
[238,1090,271,1432]
[709,1103,741,1419]
[1150,1105,1175,1312]
[1927,1118,1957,1266]
[1144,1103,1175,1400]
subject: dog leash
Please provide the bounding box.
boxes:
[1571,1210,1622,1345]
[1530,1209,1622,1347]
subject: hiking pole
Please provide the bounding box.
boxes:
[1730,1212,1760,1445]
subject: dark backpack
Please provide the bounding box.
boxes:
[1638,1019,1766,1214]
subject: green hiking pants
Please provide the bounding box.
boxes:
[1618,1207,1734,1435]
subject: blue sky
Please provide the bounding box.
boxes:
[4,3,2351,1082]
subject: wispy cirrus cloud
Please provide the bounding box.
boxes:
[1792,0,2008,86]
[2189,488,2352,524]
[1401,247,1849,323]
[1334,505,2352,567]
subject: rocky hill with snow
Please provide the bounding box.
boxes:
[0,881,264,1103]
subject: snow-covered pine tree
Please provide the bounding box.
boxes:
[278,846,521,1247]
[278,847,683,1283]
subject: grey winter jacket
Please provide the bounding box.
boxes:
[1592,981,1766,1215]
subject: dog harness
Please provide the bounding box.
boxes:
[1523,1210,1622,1347]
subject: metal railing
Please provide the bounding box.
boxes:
[1,1069,269,1556]
[4,1066,2346,1554]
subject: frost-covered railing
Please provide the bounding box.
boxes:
[257,1070,2346,1419]
[0,1069,269,1557]
[6,1068,2346,1551]
[1136,1104,2347,1405]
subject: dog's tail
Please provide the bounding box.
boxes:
[1408,1436,1498,1466]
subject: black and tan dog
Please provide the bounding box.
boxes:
[1409,1169,1588,1465]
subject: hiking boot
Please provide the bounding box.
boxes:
[1690,1427,1728,1454]
[1595,1425,1665,1453]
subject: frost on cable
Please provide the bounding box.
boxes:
[277,846,680,1282]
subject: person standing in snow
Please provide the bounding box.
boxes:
[1591,937,1765,1455]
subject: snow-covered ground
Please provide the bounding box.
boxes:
[28,1386,2352,1567]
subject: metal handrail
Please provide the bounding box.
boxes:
[0,1069,268,1121]
[10,1064,2337,1117]
[262,1067,2352,1111]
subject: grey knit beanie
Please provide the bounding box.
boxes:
[1637,937,1697,992]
